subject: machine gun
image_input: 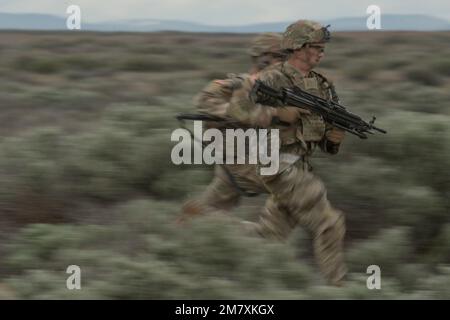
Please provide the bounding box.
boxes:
[251,80,387,139]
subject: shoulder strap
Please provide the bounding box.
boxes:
[312,71,340,103]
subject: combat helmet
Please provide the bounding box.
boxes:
[248,32,283,57]
[281,20,331,50]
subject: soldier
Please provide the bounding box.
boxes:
[195,32,285,121]
[176,32,285,223]
[224,20,347,286]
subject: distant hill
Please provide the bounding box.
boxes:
[0,12,95,30]
[0,12,449,32]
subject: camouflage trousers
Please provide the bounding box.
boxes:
[179,157,347,286]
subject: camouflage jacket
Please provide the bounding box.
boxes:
[195,73,249,118]
[228,61,342,155]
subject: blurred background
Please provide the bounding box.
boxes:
[0,1,449,299]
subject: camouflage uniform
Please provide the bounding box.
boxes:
[225,20,347,285]
[227,62,346,285]
[179,33,282,220]
[180,23,347,285]
[195,32,283,121]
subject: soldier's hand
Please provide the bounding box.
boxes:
[249,73,258,82]
[326,127,346,144]
[287,102,312,115]
[275,106,311,124]
[253,107,275,127]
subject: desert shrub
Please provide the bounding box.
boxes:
[382,186,447,250]
[343,111,450,192]
[5,202,448,299]
[26,87,101,107]
[429,58,450,77]
[414,266,450,299]
[381,35,411,45]
[62,56,108,70]
[2,201,318,299]
[384,85,450,114]
[60,125,176,201]
[323,112,449,238]
[342,46,377,58]
[150,168,213,200]
[347,60,380,81]
[171,36,200,45]
[425,224,450,264]
[345,226,449,296]
[0,128,71,223]
[314,156,401,238]
[304,275,404,299]
[346,227,413,275]
[0,103,185,222]
[31,38,73,50]
[404,67,443,86]
[129,45,171,55]
[386,57,410,69]
[208,50,239,59]
[392,263,431,292]
[121,56,199,72]
[14,56,62,74]
[1,30,449,300]
[102,104,176,133]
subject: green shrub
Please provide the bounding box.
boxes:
[430,58,450,77]
[2,202,317,299]
[386,57,410,69]
[121,57,199,72]
[1,31,450,300]
[62,56,108,70]
[415,266,450,299]
[347,227,412,275]
[404,67,443,86]
[14,56,62,74]
[425,224,450,264]
[347,60,380,81]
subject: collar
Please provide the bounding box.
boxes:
[282,61,313,80]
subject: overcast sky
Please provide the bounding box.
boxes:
[0,0,448,25]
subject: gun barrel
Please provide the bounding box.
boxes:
[252,81,387,139]
[372,126,387,134]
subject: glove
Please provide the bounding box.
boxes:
[326,127,346,144]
